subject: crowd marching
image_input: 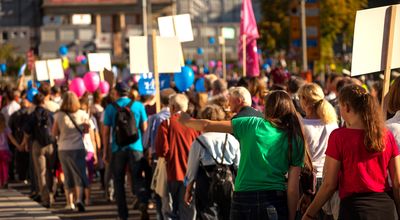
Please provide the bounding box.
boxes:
[0,66,400,220]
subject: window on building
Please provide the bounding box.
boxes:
[20,31,27,38]
[2,32,9,40]
[42,30,56,41]
[101,15,112,32]
[79,29,94,41]
[60,30,75,41]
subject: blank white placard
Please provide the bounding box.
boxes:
[351,5,400,76]
[47,59,64,80]
[35,60,49,81]
[88,53,112,72]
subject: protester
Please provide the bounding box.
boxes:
[0,112,21,188]
[39,83,60,113]
[179,90,308,220]
[386,76,400,147]
[287,76,306,117]
[21,93,56,208]
[298,83,339,218]
[156,93,200,220]
[1,88,21,125]
[102,82,149,220]
[52,92,90,211]
[143,88,176,220]
[303,85,400,220]
[248,77,267,112]
[184,104,240,220]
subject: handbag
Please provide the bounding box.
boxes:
[151,157,168,197]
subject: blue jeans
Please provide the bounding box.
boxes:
[111,150,149,219]
[230,190,288,220]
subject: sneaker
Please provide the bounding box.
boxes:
[76,202,85,212]
[65,204,75,211]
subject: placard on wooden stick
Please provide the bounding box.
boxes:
[88,53,112,81]
[35,59,65,83]
[352,4,399,116]
[158,14,194,42]
[129,36,182,74]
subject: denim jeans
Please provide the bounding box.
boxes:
[230,190,288,220]
[111,150,149,219]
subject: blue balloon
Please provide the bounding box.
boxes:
[59,45,69,56]
[81,58,87,65]
[208,37,216,45]
[195,78,206,92]
[203,66,209,74]
[27,88,39,103]
[262,63,270,70]
[138,77,156,95]
[174,66,195,92]
[0,63,6,73]
[197,47,204,55]
[27,80,41,90]
[159,74,170,90]
[185,59,193,65]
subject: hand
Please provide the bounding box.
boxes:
[299,194,313,215]
[82,123,90,134]
[103,152,109,164]
[93,155,98,165]
[301,212,316,220]
[184,190,193,206]
[178,112,191,125]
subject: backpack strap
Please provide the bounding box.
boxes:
[196,137,220,165]
[220,133,228,165]
[111,100,134,111]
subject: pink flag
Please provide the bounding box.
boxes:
[239,0,260,77]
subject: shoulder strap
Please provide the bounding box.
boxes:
[196,137,220,165]
[111,102,121,111]
[64,111,83,136]
[127,100,134,108]
[220,133,229,165]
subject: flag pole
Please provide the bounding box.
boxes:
[242,34,246,78]
[221,36,227,80]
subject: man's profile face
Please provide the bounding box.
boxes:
[228,95,241,113]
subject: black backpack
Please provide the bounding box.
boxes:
[196,134,235,204]
[112,100,139,147]
[32,107,55,147]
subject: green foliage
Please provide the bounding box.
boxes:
[259,0,367,62]
[0,43,25,76]
[259,0,291,53]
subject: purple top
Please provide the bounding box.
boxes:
[0,127,11,151]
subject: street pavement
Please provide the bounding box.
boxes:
[3,181,157,220]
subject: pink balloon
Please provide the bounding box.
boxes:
[83,72,100,93]
[191,65,198,73]
[99,81,110,94]
[209,60,216,68]
[69,78,86,98]
[217,61,223,67]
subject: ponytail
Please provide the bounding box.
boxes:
[316,99,338,124]
[339,85,385,152]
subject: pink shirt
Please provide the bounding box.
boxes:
[326,128,399,199]
[0,127,11,151]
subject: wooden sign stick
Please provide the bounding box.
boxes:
[221,36,227,80]
[381,5,397,118]
[242,34,247,78]
[152,30,161,113]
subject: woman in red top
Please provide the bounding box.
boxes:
[303,85,400,220]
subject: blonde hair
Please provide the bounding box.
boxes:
[60,92,81,113]
[169,94,189,112]
[298,83,337,124]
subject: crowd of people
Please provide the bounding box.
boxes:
[0,66,400,220]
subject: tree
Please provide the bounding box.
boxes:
[258,0,367,62]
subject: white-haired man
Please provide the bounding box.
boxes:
[228,86,263,119]
[156,94,199,220]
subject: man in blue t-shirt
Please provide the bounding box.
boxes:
[103,82,149,220]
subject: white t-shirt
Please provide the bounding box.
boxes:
[55,110,90,151]
[302,118,338,178]
[386,110,400,149]
[1,100,20,126]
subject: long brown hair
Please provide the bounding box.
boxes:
[339,85,385,152]
[264,90,313,172]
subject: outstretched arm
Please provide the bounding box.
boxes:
[178,112,233,133]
